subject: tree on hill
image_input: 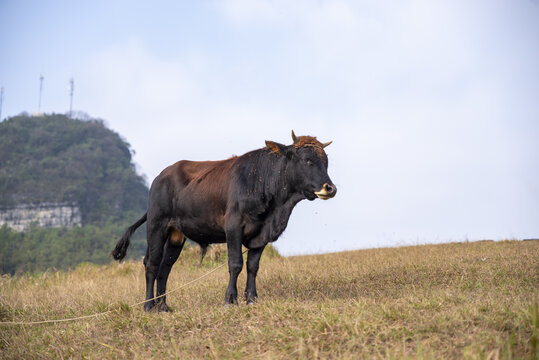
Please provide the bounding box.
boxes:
[0,113,148,224]
[0,113,149,274]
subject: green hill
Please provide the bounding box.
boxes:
[0,113,149,273]
[0,113,148,224]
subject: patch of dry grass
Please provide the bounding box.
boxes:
[0,240,537,359]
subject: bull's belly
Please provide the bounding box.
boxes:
[177,216,227,244]
[180,218,265,246]
[181,226,226,244]
[174,204,278,248]
[181,224,263,243]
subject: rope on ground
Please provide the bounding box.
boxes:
[0,250,247,326]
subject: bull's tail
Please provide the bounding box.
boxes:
[111,212,147,261]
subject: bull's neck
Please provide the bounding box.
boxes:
[240,148,306,206]
[268,153,305,205]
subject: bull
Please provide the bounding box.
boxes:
[111,131,337,311]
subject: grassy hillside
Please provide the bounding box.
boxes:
[0,240,537,359]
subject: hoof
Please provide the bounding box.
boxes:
[246,298,257,305]
[144,300,156,312]
[245,292,258,305]
[224,300,238,307]
[224,293,238,307]
[157,301,172,313]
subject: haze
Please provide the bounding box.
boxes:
[1,1,538,255]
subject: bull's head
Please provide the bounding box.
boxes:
[265,131,337,201]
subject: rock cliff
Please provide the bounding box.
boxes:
[0,203,82,231]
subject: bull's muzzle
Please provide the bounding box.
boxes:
[314,183,337,200]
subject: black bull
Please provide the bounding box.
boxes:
[112,131,337,311]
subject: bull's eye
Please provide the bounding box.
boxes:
[306,160,313,166]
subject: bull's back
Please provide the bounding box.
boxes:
[149,158,238,241]
[153,158,236,191]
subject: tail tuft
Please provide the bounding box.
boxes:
[111,213,147,262]
[111,233,130,261]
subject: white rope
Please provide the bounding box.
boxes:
[0,250,246,326]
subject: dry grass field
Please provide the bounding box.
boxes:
[1,240,538,359]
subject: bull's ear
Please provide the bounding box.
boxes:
[265,140,288,156]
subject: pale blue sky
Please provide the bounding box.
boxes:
[1,1,538,255]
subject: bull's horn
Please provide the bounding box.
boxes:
[291,130,299,144]
[322,141,333,148]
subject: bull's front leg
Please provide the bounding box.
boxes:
[225,226,243,305]
[245,246,265,304]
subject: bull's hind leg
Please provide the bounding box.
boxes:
[144,221,167,312]
[155,230,185,312]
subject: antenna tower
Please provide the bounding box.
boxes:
[68,78,74,117]
[38,74,44,113]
